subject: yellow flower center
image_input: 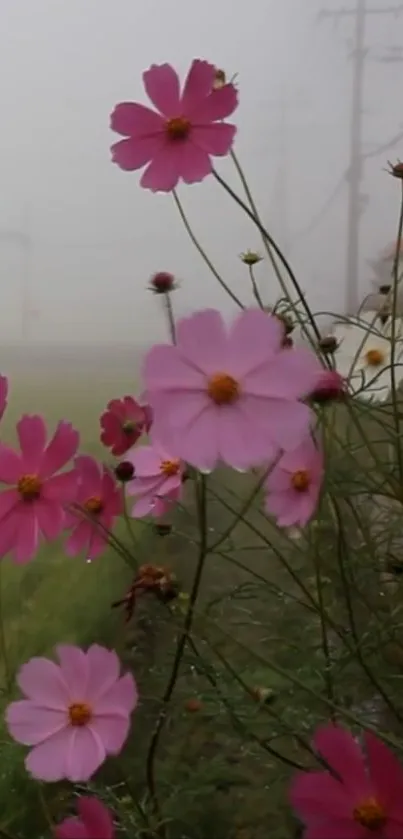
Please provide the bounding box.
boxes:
[160,459,180,477]
[84,496,104,515]
[17,474,42,501]
[207,372,240,405]
[68,702,92,727]
[365,348,385,367]
[353,797,386,830]
[291,470,311,492]
[166,117,191,140]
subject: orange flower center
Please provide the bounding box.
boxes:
[353,797,386,830]
[291,470,311,492]
[68,702,92,727]
[365,348,384,367]
[160,458,180,477]
[84,496,104,515]
[166,117,191,140]
[207,372,240,405]
[17,474,42,501]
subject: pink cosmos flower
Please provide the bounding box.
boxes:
[0,374,8,421]
[110,59,238,192]
[54,797,115,839]
[125,439,183,518]
[143,308,322,472]
[264,435,323,528]
[100,396,150,456]
[6,644,138,783]
[0,415,79,563]
[290,723,403,838]
[65,456,123,559]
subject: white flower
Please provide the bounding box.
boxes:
[332,312,403,402]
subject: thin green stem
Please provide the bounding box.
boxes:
[389,180,403,482]
[164,292,176,343]
[213,167,323,345]
[0,566,11,693]
[145,475,208,824]
[312,521,336,716]
[248,265,264,308]
[172,190,244,309]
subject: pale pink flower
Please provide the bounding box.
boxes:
[125,439,183,518]
[65,456,123,559]
[6,644,138,783]
[143,308,322,472]
[264,435,323,528]
[0,415,79,563]
[54,797,115,839]
[110,59,238,191]
[290,723,403,838]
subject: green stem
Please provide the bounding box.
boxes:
[0,566,11,693]
[248,265,264,308]
[145,475,208,823]
[172,190,244,309]
[389,180,403,483]
[213,166,322,345]
[164,291,176,343]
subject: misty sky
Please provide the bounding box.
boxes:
[0,0,402,344]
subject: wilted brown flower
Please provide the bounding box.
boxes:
[387,160,403,180]
[318,335,339,355]
[276,313,294,335]
[184,698,203,712]
[111,564,179,621]
[250,686,275,704]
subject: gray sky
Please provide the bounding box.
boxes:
[0,0,401,344]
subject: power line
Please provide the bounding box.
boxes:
[319,0,403,315]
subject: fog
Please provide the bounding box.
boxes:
[0,0,402,348]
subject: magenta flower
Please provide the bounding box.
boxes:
[290,723,403,838]
[54,796,115,839]
[6,644,138,782]
[310,370,347,404]
[65,456,123,560]
[110,59,238,192]
[0,374,8,421]
[125,439,183,518]
[100,396,149,456]
[0,415,79,563]
[143,308,322,472]
[264,435,323,528]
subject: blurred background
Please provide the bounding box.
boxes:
[0,0,402,357]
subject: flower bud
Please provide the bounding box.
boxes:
[149,272,176,294]
[309,370,346,404]
[114,461,135,482]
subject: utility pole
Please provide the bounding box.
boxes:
[319,2,403,315]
